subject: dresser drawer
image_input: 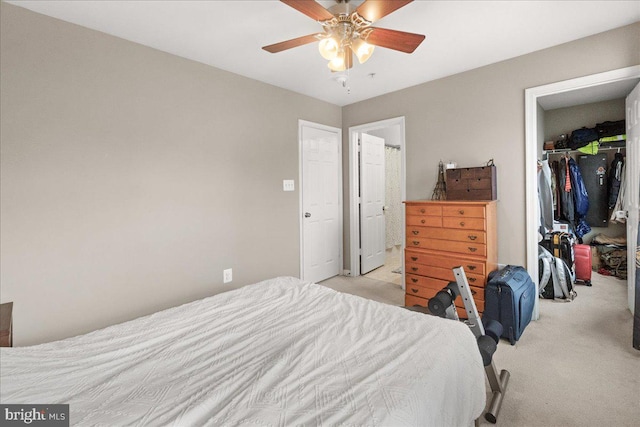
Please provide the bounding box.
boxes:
[406,215,442,227]
[405,293,429,308]
[405,250,487,276]
[442,205,485,218]
[405,274,485,306]
[405,273,449,291]
[442,217,486,231]
[407,237,487,257]
[405,283,440,300]
[405,263,487,287]
[406,226,486,244]
[406,205,442,216]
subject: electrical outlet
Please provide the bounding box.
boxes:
[223,268,232,283]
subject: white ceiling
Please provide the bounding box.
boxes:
[538,78,640,110]
[6,0,640,106]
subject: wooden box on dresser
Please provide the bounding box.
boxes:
[404,200,498,318]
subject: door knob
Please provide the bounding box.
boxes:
[304,212,311,218]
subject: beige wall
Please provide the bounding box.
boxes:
[2,2,639,346]
[0,3,341,345]
[342,22,640,269]
[544,98,626,141]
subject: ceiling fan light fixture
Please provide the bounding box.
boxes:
[262,0,425,74]
[351,37,375,64]
[327,52,347,71]
[318,37,339,60]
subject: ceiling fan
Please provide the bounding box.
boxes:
[262,0,425,72]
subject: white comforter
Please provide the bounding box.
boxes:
[1,277,485,426]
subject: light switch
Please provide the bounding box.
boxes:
[283,180,295,192]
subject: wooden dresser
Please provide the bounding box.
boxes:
[404,200,497,318]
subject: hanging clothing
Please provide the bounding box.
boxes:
[551,160,562,220]
[569,157,589,218]
[608,153,624,209]
[537,159,554,232]
[557,158,575,231]
[564,157,572,192]
[611,163,627,223]
[550,163,558,215]
[569,157,590,239]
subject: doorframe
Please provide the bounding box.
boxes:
[524,65,640,320]
[298,119,343,282]
[348,116,406,285]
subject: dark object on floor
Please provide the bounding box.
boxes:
[541,232,575,271]
[574,244,592,286]
[484,265,536,345]
[538,245,576,300]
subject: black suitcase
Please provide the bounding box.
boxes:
[541,232,574,271]
[484,265,536,345]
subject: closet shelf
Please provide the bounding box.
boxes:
[543,144,626,155]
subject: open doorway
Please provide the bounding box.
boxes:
[525,66,640,324]
[348,117,406,289]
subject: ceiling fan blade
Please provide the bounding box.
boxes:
[366,27,425,53]
[356,0,413,23]
[262,34,320,53]
[280,0,335,21]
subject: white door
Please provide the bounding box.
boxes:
[301,122,342,283]
[359,133,386,274]
[625,82,640,314]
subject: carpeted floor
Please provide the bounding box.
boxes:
[319,271,639,427]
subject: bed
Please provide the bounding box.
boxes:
[0,276,486,426]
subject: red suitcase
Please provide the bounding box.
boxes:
[573,244,592,286]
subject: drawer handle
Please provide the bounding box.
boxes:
[411,267,418,271]
[411,278,418,283]
[412,241,420,246]
[411,288,419,293]
[468,247,477,252]
[468,235,477,241]
[421,219,426,224]
[470,289,477,295]
[469,277,476,283]
[467,265,477,271]
[412,230,419,235]
[460,221,465,227]
[411,257,418,261]
[420,209,425,213]
[459,209,464,215]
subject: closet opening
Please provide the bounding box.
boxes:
[524,66,640,349]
